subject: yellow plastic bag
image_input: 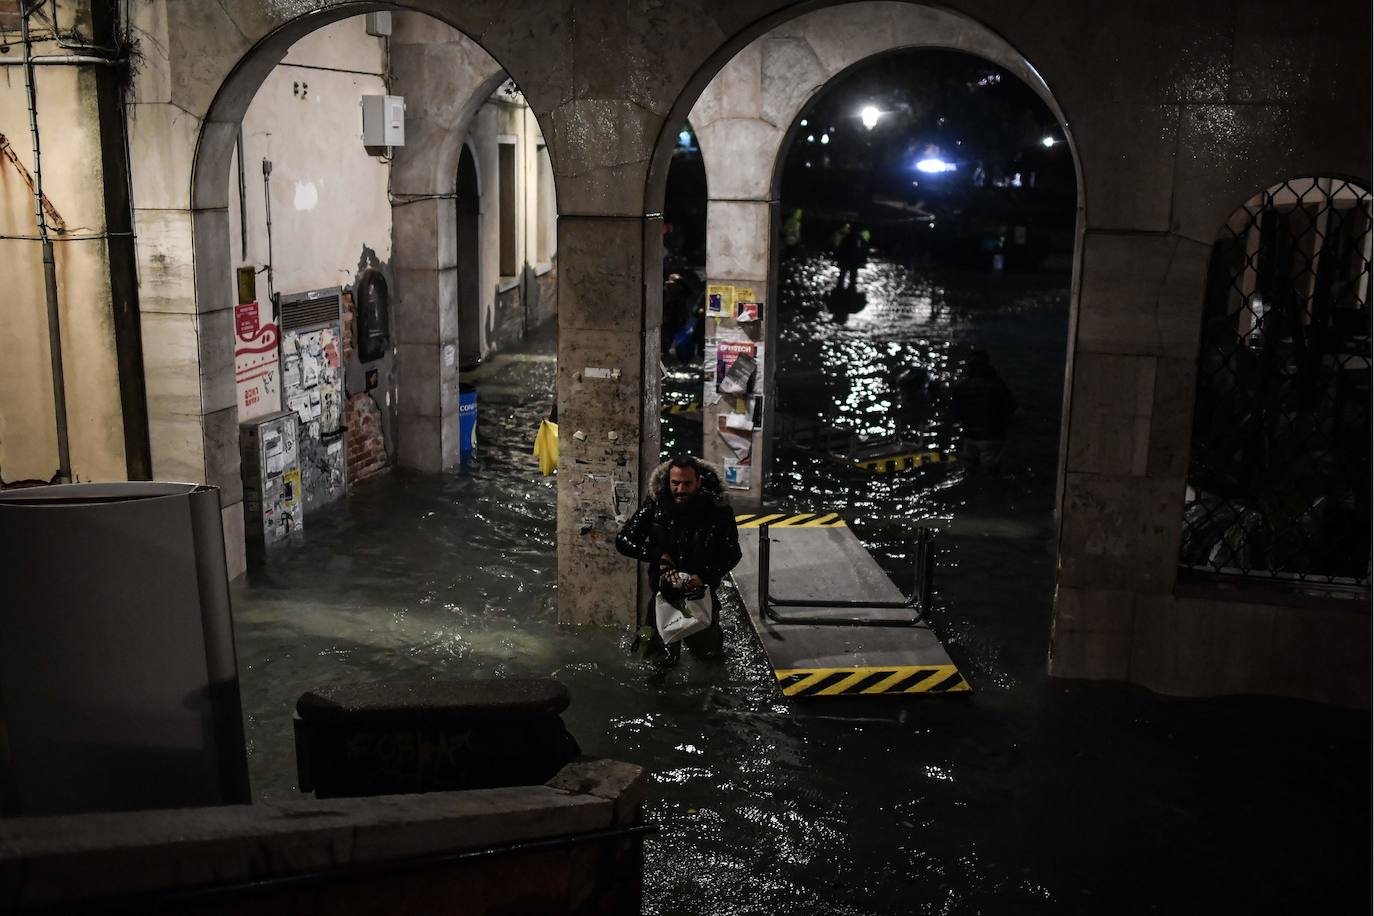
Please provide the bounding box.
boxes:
[533,419,559,476]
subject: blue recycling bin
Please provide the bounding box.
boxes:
[459,383,477,453]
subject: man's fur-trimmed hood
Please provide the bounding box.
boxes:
[646,456,730,507]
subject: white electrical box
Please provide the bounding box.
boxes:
[365,12,392,36]
[361,94,406,147]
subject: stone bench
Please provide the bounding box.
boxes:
[293,678,581,799]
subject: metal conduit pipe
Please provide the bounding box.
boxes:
[19,7,71,484]
[0,54,125,66]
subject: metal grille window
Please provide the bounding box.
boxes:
[1180,177,1372,591]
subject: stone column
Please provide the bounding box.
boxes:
[387,13,504,472]
[701,199,773,503]
[127,93,247,579]
[555,215,660,626]
[1049,230,1210,680]
[391,199,461,471]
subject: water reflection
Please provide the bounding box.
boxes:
[232,263,1368,915]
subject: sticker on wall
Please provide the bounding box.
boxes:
[735,299,761,323]
[707,284,735,317]
[723,461,750,490]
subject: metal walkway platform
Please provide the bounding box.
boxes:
[732,515,970,698]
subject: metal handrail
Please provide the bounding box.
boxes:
[758,519,934,627]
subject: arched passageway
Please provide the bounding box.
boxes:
[98,0,1369,698]
[675,1,1081,504]
[456,143,483,368]
[167,5,561,796]
[649,3,1083,685]
[642,0,1368,703]
[177,6,549,572]
[659,121,709,459]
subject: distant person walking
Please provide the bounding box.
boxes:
[951,350,1017,474]
[782,208,803,251]
[834,224,869,290]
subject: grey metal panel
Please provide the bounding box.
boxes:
[0,483,250,815]
[734,527,958,671]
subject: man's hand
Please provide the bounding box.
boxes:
[660,569,704,592]
[658,552,675,575]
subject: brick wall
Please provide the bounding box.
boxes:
[342,289,355,360]
[346,392,388,484]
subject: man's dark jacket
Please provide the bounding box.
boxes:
[951,370,1017,440]
[615,457,742,597]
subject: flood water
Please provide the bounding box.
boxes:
[232,254,1369,914]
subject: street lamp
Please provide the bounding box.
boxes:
[860,105,880,129]
[915,158,956,173]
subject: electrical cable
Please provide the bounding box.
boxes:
[0,231,133,241]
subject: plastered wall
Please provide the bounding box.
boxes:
[0,54,126,483]
[226,21,392,302]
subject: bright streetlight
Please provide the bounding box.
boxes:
[860,105,880,129]
[915,158,956,173]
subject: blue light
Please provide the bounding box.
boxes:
[678,130,692,146]
[915,158,957,174]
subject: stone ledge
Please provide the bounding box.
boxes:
[0,759,643,909]
[297,677,571,721]
[547,758,647,827]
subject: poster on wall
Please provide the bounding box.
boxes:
[281,320,347,513]
[234,301,281,422]
[706,284,735,317]
[716,412,753,462]
[716,340,757,395]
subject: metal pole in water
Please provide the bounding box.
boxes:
[919,528,936,612]
[759,519,772,620]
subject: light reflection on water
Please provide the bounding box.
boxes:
[230,259,1368,915]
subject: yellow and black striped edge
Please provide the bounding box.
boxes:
[662,402,701,414]
[775,664,971,696]
[852,450,958,474]
[735,512,845,528]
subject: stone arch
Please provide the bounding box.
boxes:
[140,1,547,574]
[649,1,1084,500]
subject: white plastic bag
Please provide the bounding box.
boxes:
[655,574,712,644]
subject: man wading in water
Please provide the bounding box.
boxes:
[616,455,742,665]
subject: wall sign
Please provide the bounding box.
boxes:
[235,301,281,421]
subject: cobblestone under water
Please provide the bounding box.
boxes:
[233,255,1369,915]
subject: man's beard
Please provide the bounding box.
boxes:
[669,491,702,514]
